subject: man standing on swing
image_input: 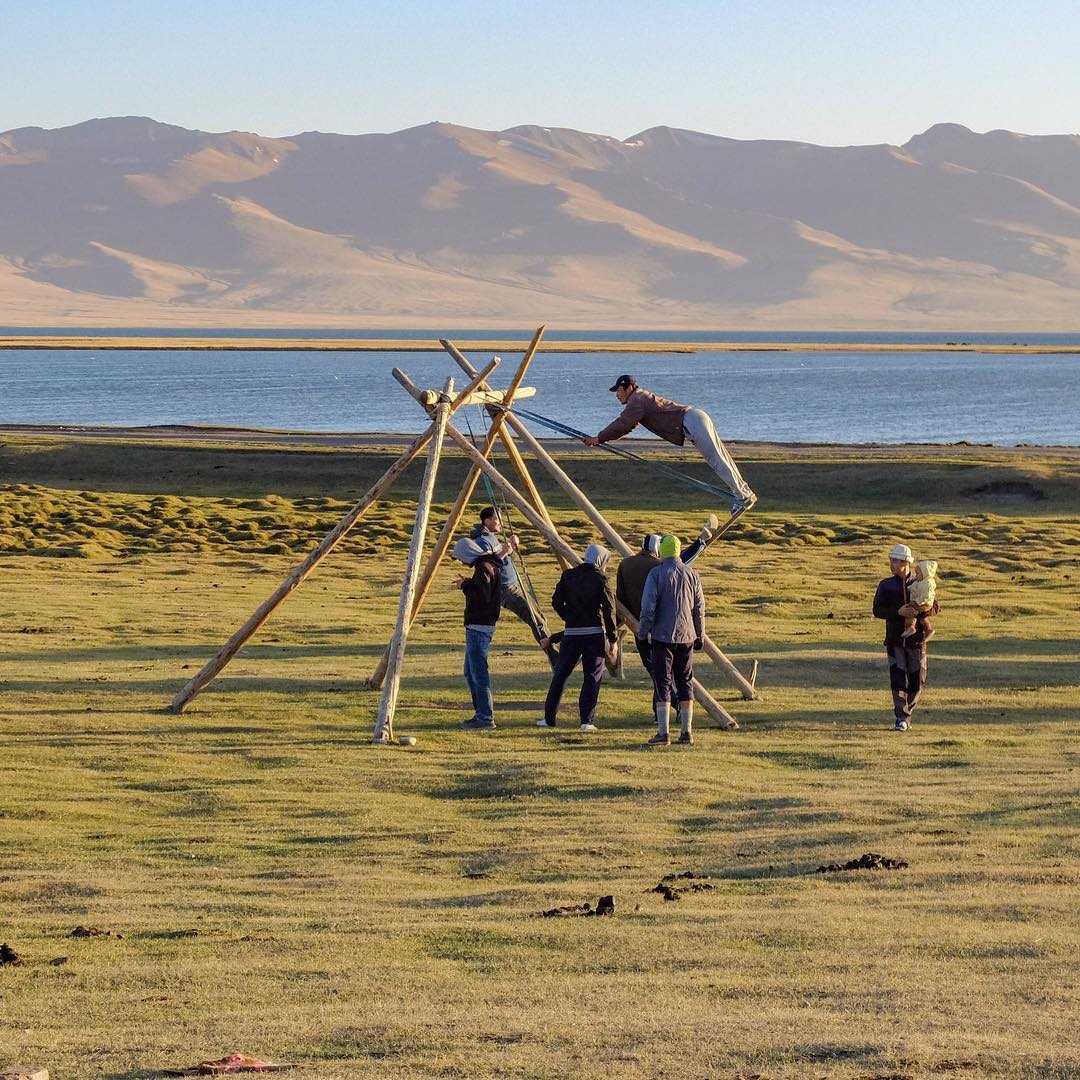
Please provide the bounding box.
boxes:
[583,375,756,517]
[470,506,557,663]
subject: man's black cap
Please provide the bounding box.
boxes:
[609,374,637,392]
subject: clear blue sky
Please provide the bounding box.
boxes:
[4,0,1079,144]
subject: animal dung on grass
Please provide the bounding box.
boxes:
[649,872,715,901]
[69,925,123,938]
[814,852,908,873]
[163,1053,297,1075]
[540,895,615,918]
[0,942,25,965]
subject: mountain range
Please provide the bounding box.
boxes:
[2,116,1080,329]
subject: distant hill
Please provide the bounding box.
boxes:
[2,116,1080,328]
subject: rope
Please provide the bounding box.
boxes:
[486,401,738,504]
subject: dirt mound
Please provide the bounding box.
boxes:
[0,942,24,965]
[540,895,615,918]
[649,871,715,901]
[815,853,908,873]
[69,925,123,938]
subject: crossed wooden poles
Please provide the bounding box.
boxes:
[166,327,758,740]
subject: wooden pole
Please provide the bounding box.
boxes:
[478,403,759,701]
[442,421,738,728]
[442,339,569,570]
[372,378,454,744]
[166,424,436,713]
[365,329,547,690]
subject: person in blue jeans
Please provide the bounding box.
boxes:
[453,537,504,732]
[537,544,618,733]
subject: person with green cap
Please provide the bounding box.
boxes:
[637,534,705,746]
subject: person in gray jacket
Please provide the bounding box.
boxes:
[637,534,705,746]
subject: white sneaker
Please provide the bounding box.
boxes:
[698,513,720,542]
[894,719,909,732]
[536,718,556,728]
[579,722,599,732]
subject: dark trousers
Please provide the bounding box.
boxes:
[635,636,679,707]
[650,642,694,707]
[544,633,606,725]
[887,643,928,721]
[501,582,549,643]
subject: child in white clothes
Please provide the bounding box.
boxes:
[902,559,938,639]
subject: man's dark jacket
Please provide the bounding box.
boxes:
[616,551,660,622]
[460,554,503,626]
[873,573,934,646]
[552,564,618,642]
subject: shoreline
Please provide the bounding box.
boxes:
[2,423,1077,458]
[3,335,1080,354]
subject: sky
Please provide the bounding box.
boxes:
[4,0,1079,145]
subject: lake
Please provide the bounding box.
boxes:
[1,341,1078,445]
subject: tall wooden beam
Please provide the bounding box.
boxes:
[372,378,454,744]
[166,424,436,713]
[365,329,548,690]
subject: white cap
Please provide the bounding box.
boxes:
[889,543,913,562]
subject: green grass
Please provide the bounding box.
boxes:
[0,435,1077,1079]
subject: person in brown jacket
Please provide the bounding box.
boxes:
[583,374,756,514]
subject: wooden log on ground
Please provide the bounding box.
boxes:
[166,424,436,714]
[372,378,454,744]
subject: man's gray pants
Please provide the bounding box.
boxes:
[501,582,549,643]
[887,643,928,722]
[681,407,753,500]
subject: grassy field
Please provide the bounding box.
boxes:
[0,434,1077,1079]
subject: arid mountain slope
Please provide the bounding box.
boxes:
[2,117,1079,328]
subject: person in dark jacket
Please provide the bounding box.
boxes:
[873,543,938,732]
[638,534,705,746]
[470,506,554,661]
[582,375,756,515]
[615,525,713,711]
[453,537,503,732]
[537,544,618,732]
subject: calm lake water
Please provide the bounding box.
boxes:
[1,337,1078,445]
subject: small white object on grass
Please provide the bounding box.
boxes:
[1,1069,50,1080]
[399,736,418,747]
